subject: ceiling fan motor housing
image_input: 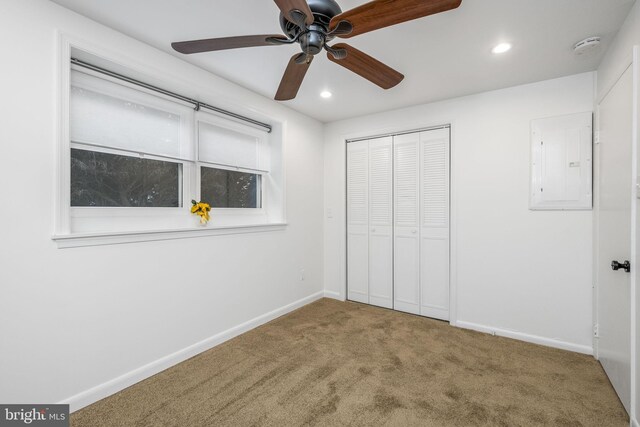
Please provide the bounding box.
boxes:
[279,0,343,55]
[300,24,326,54]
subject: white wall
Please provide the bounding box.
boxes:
[0,0,324,410]
[598,0,640,103]
[597,2,640,423]
[324,72,595,354]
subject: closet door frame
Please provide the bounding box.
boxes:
[345,123,456,324]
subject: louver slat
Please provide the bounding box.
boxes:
[394,142,419,227]
[422,140,448,227]
[369,143,393,225]
[347,145,368,225]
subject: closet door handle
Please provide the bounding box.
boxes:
[371,228,376,232]
[411,230,417,234]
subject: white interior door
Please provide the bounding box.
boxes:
[394,132,421,314]
[420,128,450,320]
[347,140,369,304]
[368,137,394,308]
[597,65,632,413]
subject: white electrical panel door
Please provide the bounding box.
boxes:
[368,137,394,309]
[530,112,593,210]
[420,128,450,320]
[347,140,369,304]
[393,132,421,315]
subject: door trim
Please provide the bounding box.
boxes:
[594,58,633,362]
[631,45,639,424]
[594,47,637,416]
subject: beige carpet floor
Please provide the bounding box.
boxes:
[71,298,628,426]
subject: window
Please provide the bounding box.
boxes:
[71,149,182,207]
[200,167,260,208]
[196,111,269,210]
[60,60,279,243]
[69,69,193,214]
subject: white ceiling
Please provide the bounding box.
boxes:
[51,0,635,123]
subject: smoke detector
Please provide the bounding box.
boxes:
[573,37,601,56]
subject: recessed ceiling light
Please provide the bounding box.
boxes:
[320,90,332,99]
[492,43,512,54]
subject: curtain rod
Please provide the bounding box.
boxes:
[70,58,272,133]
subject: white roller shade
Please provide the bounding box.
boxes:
[197,112,269,172]
[70,70,193,160]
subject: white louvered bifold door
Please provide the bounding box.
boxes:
[368,137,394,308]
[347,140,370,304]
[420,128,450,320]
[393,133,421,314]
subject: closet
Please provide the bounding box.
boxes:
[346,127,450,320]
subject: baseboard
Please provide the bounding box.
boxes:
[324,290,343,300]
[60,291,325,412]
[455,320,593,355]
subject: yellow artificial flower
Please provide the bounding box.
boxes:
[191,200,212,223]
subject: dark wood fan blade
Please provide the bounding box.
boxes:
[274,0,314,25]
[327,43,404,89]
[172,35,288,54]
[275,54,313,101]
[330,0,462,38]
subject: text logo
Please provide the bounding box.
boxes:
[0,405,68,427]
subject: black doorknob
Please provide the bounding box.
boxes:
[611,260,631,273]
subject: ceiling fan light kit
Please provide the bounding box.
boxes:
[172,0,463,101]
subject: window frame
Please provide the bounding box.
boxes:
[68,67,197,230]
[195,111,268,216]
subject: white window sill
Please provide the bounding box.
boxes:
[52,223,287,248]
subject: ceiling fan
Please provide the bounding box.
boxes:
[171,0,462,101]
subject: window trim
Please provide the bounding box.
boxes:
[52,223,287,248]
[54,34,286,247]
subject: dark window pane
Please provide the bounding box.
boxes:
[71,149,181,207]
[200,167,260,208]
